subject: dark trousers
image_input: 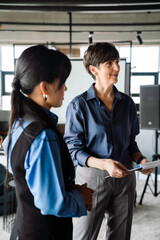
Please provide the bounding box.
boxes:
[73,166,136,240]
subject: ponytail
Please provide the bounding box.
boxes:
[6,77,23,185]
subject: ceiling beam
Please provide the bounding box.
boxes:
[0,1,160,12]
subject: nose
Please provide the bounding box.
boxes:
[113,62,120,71]
[65,85,67,91]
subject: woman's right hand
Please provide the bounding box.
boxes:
[101,158,130,178]
[74,183,94,211]
[86,156,130,178]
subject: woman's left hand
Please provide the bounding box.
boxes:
[139,158,154,175]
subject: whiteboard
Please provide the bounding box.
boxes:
[52,58,126,122]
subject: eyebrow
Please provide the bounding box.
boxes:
[104,58,120,63]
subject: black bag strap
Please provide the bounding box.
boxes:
[11,121,47,171]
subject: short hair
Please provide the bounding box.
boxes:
[83,42,119,80]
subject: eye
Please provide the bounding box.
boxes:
[106,61,112,65]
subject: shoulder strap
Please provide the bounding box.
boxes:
[11,121,47,170]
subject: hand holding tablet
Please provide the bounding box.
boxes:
[128,160,160,172]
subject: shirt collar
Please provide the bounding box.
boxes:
[86,83,124,102]
[113,85,125,101]
[86,83,97,100]
[43,107,58,125]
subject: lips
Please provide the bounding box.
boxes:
[111,74,118,77]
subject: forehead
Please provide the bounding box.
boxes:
[101,58,120,64]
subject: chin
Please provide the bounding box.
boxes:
[57,102,63,107]
[113,79,118,84]
[52,103,61,108]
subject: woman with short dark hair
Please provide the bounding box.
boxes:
[3,45,93,240]
[64,42,153,240]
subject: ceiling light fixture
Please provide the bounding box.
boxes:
[137,31,143,44]
[89,31,94,45]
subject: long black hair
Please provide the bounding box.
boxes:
[6,45,74,188]
[10,45,71,127]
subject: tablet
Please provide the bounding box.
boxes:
[128,160,160,172]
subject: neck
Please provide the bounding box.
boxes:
[94,82,114,99]
[28,85,51,110]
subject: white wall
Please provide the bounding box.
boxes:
[136,129,160,161]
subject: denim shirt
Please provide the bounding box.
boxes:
[64,84,140,166]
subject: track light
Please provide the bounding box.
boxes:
[137,31,143,45]
[46,42,56,50]
[89,31,94,45]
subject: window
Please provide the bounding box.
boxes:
[14,45,30,59]
[131,47,159,73]
[116,46,160,111]
[118,46,131,63]
[1,46,14,71]
[0,45,33,109]
[131,73,158,108]
[1,72,14,95]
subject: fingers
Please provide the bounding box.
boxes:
[90,189,94,193]
[81,183,87,187]
[78,183,94,211]
[140,168,154,175]
[85,187,94,194]
[112,171,129,178]
[116,161,129,171]
[86,204,92,211]
[110,167,130,178]
[106,160,131,178]
[80,183,94,193]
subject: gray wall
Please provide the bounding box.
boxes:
[0,110,10,121]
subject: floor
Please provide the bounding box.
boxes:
[98,175,160,240]
[0,176,160,240]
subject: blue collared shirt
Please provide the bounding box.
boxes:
[64,84,140,166]
[3,110,87,217]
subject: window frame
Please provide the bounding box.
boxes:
[130,72,159,112]
[131,72,159,98]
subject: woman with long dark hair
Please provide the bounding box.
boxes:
[3,45,93,240]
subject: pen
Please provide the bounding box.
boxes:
[105,176,111,179]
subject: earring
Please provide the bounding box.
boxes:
[43,94,48,101]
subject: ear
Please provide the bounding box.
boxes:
[89,65,98,77]
[39,81,48,95]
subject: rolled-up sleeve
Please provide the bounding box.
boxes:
[25,129,87,217]
[64,102,91,166]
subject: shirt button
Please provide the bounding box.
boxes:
[16,236,20,240]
